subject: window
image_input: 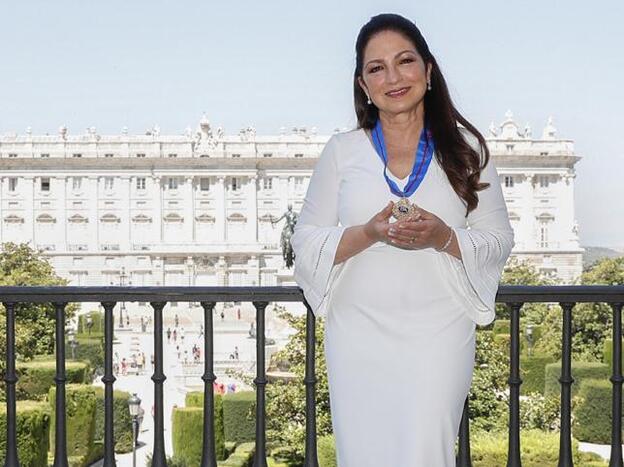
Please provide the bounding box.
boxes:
[104,177,114,190]
[168,177,179,190]
[41,177,50,191]
[168,153,177,158]
[136,177,146,190]
[72,177,82,191]
[505,144,514,153]
[8,178,17,191]
[232,153,241,158]
[539,223,549,248]
[8,153,18,158]
[504,176,514,188]
[540,151,549,156]
[72,153,82,158]
[538,175,549,188]
[40,153,50,158]
[136,153,146,158]
[104,153,114,158]
[263,177,273,190]
[294,177,304,190]
[294,153,303,158]
[263,153,273,158]
[231,177,239,191]
[200,178,210,191]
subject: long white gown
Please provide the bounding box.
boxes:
[290,128,514,467]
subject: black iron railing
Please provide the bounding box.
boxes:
[1,285,624,467]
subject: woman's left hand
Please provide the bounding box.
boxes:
[387,207,451,251]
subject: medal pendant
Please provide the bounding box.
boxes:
[392,197,421,221]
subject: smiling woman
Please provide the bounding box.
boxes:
[291,12,514,467]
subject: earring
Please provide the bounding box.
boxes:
[427,80,432,91]
[366,94,372,105]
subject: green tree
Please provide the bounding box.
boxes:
[534,256,624,361]
[496,257,555,323]
[0,242,78,373]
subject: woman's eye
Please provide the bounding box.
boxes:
[400,58,415,64]
[369,65,382,73]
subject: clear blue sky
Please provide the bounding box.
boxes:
[1,1,622,248]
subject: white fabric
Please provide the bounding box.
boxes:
[290,128,514,466]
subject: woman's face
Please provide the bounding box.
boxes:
[358,29,432,117]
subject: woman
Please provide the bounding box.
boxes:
[291,13,514,467]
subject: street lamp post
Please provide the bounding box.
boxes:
[128,393,142,467]
[111,266,131,328]
[525,324,534,357]
[68,330,77,360]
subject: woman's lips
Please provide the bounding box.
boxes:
[385,87,410,98]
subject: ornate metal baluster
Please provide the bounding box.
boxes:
[303,303,319,467]
[52,302,69,467]
[610,302,624,467]
[150,302,168,467]
[456,397,472,467]
[3,302,19,467]
[558,302,575,467]
[200,301,217,467]
[507,302,524,467]
[101,301,117,466]
[252,301,269,467]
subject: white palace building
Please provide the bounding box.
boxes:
[0,111,583,314]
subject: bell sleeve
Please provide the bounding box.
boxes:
[437,131,515,326]
[290,135,348,319]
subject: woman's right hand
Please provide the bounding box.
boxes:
[363,201,395,243]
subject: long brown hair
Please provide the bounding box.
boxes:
[354,13,490,216]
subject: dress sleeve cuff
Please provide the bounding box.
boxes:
[293,225,348,319]
[436,226,509,326]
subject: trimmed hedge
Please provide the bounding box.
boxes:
[222,392,255,444]
[92,386,134,453]
[491,320,543,356]
[544,361,610,398]
[573,378,624,444]
[186,391,254,444]
[219,442,254,467]
[48,384,98,467]
[16,359,90,401]
[173,393,226,464]
[520,354,556,395]
[469,429,605,466]
[603,338,624,369]
[0,400,50,467]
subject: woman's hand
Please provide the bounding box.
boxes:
[363,201,396,242]
[387,207,451,251]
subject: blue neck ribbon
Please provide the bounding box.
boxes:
[371,118,435,198]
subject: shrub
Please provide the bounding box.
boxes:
[0,400,50,467]
[573,378,623,444]
[92,386,134,453]
[544,361,610,398]
[172,400,225,463]
[16,359,90,401]
[469,429,605,466]
[48,384,98,466]
[520,354,556,395]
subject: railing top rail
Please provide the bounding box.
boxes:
[0,285,622,304]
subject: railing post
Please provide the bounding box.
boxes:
[101,301,117,466]
[558,302,575,467]
[52,302,69,467]
[199,301,217,467]
[456,397,472,467]
[507,302,524,467]
[252,301,269,467]
[303,302,319,467]
[610,302,624,467]
[3,302,20,467]
[150,301,168,467]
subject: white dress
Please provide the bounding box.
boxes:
[290,128,514,467]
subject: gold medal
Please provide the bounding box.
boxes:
[391,197,421,221]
